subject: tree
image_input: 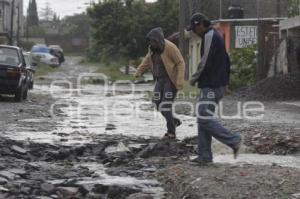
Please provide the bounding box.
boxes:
[61,13,90,37]
[40,1,55,21]
[53,14,60,22]
[87,0,179,61]
[288,0,300,17]
[27,0,39,26]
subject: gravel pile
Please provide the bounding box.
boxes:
[236,72,300,101]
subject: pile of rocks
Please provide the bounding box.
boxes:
[0,135,196,199]
[236,72,300,101]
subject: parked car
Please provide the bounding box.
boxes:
[48,45,63,52]
[31,45,60,67]
[23,52,36,90]
[0,45,30,102]
[49,45,65,65]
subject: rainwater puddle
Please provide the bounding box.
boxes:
[5,82,299,196]
[47,162,164,198]
[15,83,198,144]
[76,163,164,199]
[214,154,300,168]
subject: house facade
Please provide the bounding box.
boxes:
[179,0,288,80]
[280,16,300,73]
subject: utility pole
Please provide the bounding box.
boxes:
[277,0,281,17]
[256,0,262,81]
[299,0,300,16]
[16,5,20,46]
[219,0,223,19]
[9,0,15,45]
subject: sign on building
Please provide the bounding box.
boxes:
[235,26,257,48]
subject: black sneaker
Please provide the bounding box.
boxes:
[162,133,176,140]
[174,119,182,127]
[190,157,213,166]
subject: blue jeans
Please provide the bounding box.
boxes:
[197,87,241,161]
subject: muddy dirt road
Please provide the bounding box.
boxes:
[0,57,299,199]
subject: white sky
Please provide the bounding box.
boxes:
[23,0,158,18]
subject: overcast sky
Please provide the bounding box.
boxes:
[23,0,158,18]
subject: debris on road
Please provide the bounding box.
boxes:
[244,128,300,155]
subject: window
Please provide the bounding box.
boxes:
[0,47,21,67]
[31,46,50,53]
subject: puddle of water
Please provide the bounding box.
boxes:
[4,130,93,146]
[18,118,51,123]
[43,160,164,198]
[7,83,300,171]
[258,102,300,125]
[281,101,300,107]
[105,142,130,154]
[214,154,300,168]
[30,84,199,141]
[75,163,164,199]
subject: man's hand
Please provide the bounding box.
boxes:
[190,79,197,86]
[225,85,232,95]
[134,72,141,78]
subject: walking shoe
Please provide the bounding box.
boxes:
[162,133,176,140]
[233,139,242,159]
[174,119,182,127]
[190,157,213,166]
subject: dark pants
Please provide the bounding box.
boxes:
[197,87,241,162]
[152,77,178,134]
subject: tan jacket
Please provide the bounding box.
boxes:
[135,40,185,90]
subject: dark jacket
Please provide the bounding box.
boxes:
[191,27,230,88]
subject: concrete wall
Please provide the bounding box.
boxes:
[280,16,300,73]
[45,35,89,53]
[0,0,11,33]
[0,0,24,44]
[184,31,202,78]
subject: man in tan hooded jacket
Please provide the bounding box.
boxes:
[135,27,185,139]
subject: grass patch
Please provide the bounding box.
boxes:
[82,60,136,81]
[64,52,85,57]
[35,64,57,76]
[81,60,199,100]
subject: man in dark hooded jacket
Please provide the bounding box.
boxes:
[187,13,242,164]
[135,27,185,139]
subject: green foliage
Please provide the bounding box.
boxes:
[87,0,179,61]
[35,64,56,77]
[60,13,90,37]
[27,25,46,37]
[40,2,55,21]
[82,60,136,81]
[288,0,300,17]
[19,41,36,51]
[27,0,39,26]
[229,45,257,89]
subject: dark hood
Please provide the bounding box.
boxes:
[146,27,165,53]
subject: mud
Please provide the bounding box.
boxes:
[0,57,299,199]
